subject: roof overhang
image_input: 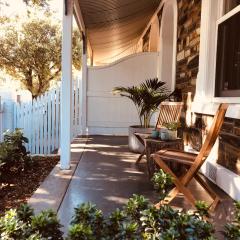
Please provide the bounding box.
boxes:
[75,0,161,65]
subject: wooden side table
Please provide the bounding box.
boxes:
[145,138,184,178]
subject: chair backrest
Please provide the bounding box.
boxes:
[155,102,184,129]
[183,103,228,184]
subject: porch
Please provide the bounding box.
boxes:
[29,135,234,238]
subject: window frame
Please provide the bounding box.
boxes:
[214,4,240,97]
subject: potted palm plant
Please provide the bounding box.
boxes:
[113,78,170,152]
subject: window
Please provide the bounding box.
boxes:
[215,4,240,97]
[225,0,240,13]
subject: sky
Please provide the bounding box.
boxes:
[2,0,63,19]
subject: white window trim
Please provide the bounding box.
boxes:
[194,0,240,110]
[217,4,240,24]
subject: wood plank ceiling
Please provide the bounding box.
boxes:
[78,0,161,65]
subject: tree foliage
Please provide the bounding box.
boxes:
[23,0,50,7]
[0,15,82,98]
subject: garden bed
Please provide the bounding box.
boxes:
[0,155,59,214]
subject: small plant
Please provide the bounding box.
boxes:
[163,121,181,131]
[67,224,94,240]
[151,169,174,201]
[123,194,150,222]
[16,204,34,223]
[224,201,240,239]
[195,201,210,218]
[70,202,104,239]
[0,129,32,181]
[0,205,63,240]
[31,209,63,240]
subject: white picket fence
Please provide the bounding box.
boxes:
[13,78,82,154]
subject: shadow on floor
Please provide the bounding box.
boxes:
[57,135,234,239]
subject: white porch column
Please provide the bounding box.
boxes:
[60,0,73,169]
[81,35,87,135]
[195,0,222,101]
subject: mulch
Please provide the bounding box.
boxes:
[0,155,59,214]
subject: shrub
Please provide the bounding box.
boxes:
[70,202,104,239]
[151,169,174,201]
[224,201,240,239]
[0,129,32,180]
[31,209,63,240]
[2,176,240,240]
[0,205,63,240]
[67,224,93,240]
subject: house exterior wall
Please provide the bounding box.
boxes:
[176,0,201,95]
[173,0,240,200]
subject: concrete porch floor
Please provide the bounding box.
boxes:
[29,135,235,238]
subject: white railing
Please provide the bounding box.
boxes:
[13,78,81,154]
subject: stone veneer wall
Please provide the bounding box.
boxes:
[175,0,240,176]
[138,0,240,177]
[176,0,201,95]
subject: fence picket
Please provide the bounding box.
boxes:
[13,79,81,154]
[55,89,60,150]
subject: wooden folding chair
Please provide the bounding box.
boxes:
[135,102,183,163]
[151,103,228,210]
[155,101,184,129]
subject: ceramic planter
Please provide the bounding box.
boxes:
[128,126,154,153]
[167,129,177,140]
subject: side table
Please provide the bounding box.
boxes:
[145,138,184,178]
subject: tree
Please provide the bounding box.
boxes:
[23,0,49,7]
[0,16,82,98]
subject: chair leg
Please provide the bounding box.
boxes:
[136,150,145,164]
[209,197,221,212]
[154,155,197,208]
[194,173,217,199]
[194,173,221,210]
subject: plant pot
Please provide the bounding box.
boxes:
[128,126,154,153]
[167,130,177,140]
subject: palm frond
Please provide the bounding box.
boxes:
[112,78,171,127]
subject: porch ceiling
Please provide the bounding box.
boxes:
[77,0,161,65]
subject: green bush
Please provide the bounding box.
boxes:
[1,169,238,239]
[2,199,240,240]
[224,201,240,240]
[151,169,174,201]
[0,129,32,180]
[66,194,214,240]
[0,204,63,240]
[31,209,63,239]
[70,202,104,239]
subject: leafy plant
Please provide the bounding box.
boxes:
[31,209,63,240]
[151,169,174,201]
[113,78,170,128]
[224,201,240,239]
[123,194,150,222]
[0,209,26,239]
[67,224,93,240]
[16,204,34,223]
[70,202,104,239]
[163,121,181,131]
[0,205,63,240]
[0,129,32,181]
[6,198,240,240]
